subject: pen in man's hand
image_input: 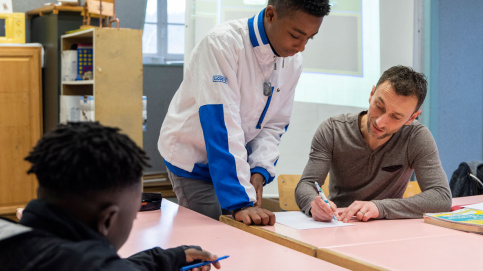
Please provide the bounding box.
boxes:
[314,182,337,221]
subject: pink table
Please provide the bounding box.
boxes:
[450,194,483,207]
[328,230,483,270]
[327,195,483,270]
[220,195,483,270]
[118,200,347,270]
[262,196,483,248]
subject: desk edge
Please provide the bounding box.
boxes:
[219,215,317,257]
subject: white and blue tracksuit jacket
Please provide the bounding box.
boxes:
[158,9,303,211]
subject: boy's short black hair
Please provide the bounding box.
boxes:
[25,122,150,195]
[268,0,331,18]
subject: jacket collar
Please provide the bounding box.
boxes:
[20,199,110,244]
[248,8,269,48]
[248,8,278,56]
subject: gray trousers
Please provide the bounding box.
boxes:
[166,168,230,220]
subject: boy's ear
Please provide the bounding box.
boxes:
[97,204,119,237]
[265,5,276,22]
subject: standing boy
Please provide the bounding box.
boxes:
[159,0,331,225]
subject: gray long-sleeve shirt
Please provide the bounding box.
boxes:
[295,112,451,219]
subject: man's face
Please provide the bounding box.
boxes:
[366,81,420,140]
[264,7,323,57]
[107,181,142,250]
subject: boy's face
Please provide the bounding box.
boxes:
[107,181,142,250]
[264,7,323,57]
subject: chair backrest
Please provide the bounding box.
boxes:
[402,181,421,198]
[83,0,119,28]
[86,0,115,17]
[278,174,330,211]
[278,175,421,211]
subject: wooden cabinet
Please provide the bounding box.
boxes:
[61,28,143,146]
[0,46,42,215]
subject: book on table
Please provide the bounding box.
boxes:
[424,208,483,234]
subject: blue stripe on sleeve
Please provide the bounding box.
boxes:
[199,104,251,210]
[163,159,212,181]
[268,174,275,183]
[279,124,290,138]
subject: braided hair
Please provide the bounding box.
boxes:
[25,122,150,195]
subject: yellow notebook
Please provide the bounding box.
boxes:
[424,208,483,234]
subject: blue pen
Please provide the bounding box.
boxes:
[180,255,229,271]
[314,182,337,221]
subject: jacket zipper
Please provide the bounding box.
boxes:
[256,88,273,129]
[256,57,278,129]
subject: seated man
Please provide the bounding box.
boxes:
[0,122,221,271]
[295,65,452,223]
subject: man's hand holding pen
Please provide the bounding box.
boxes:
[311,196,339,222]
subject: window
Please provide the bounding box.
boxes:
[143,0,185,64]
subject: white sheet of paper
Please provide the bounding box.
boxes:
[464,202,483,211]
[275,211,353,230]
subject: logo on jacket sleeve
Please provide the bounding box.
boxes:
[212,75,227,84]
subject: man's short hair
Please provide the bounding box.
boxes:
[25,122,150,195]
[268,0,331,18]
[376,65,428,111]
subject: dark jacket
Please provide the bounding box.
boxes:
[449,161,483,197]
[0,200,196,271]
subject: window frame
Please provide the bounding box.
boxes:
[143,0,184,64]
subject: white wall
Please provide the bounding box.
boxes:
[264,102,364,198]
[380,0,415,72]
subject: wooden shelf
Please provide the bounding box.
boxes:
[62,80,94,85]
[60,28,143,146]
[26,5,84,18]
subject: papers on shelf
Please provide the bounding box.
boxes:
[275,211,353,230]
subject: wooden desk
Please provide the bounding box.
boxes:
[450,194,483,206]
[118,200,347,270]
[220,195,483,270]
[326,230,483,270]
[326,195,483,270]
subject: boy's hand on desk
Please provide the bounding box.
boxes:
[339,201,379,223]
[310,197,338,222]
[234,207,276,226]
[250,173,265,207]
[184,248,221,270]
